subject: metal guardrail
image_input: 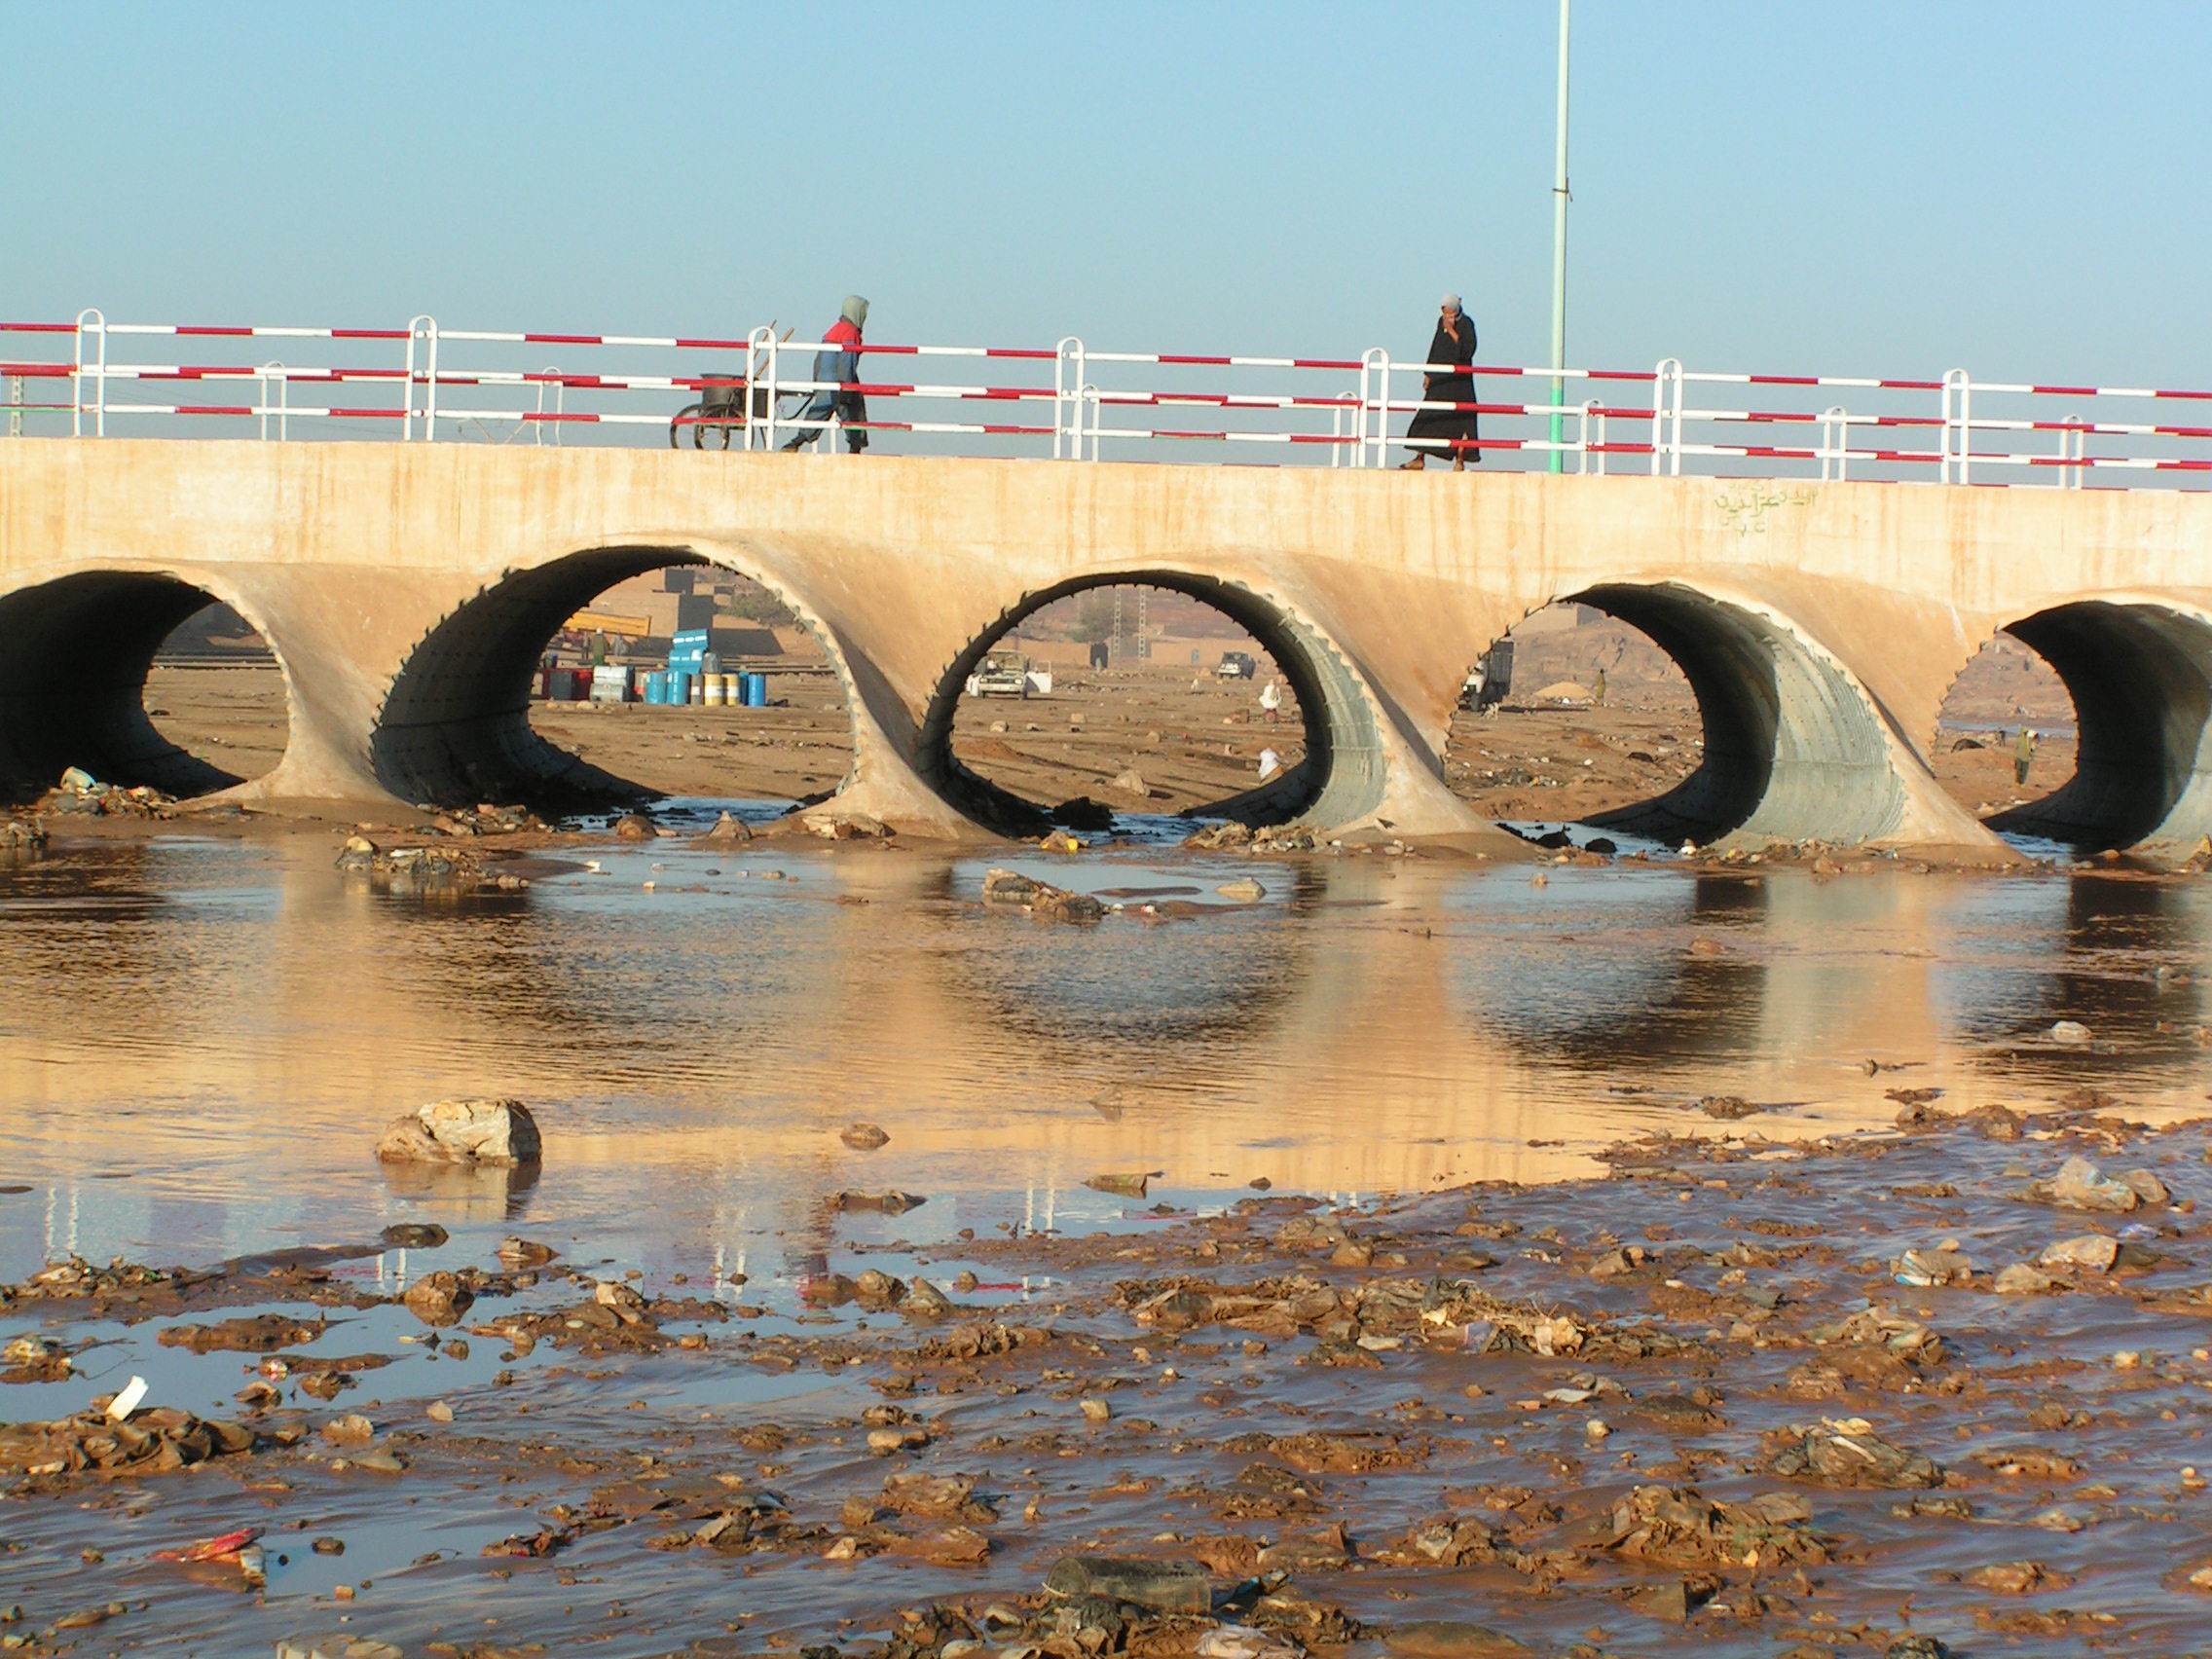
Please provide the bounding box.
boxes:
[3,313,2205,488]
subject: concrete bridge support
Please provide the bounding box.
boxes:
[0,439,2206,858]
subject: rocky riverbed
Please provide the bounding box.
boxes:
[1,1105,2209,1656]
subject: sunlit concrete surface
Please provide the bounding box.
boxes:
[2,438,2208,852]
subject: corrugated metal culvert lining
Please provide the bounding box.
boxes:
[1572,581,1903,848]
[914,571,1383,835]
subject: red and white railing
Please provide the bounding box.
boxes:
[2,310,2205,488]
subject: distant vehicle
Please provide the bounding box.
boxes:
[966,650,1051,698]
[1458,640,1514,711]
[1216,650,1257,680]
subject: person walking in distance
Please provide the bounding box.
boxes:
[783,295,871,453]
[1401,293,1480,470]
[2013,726,2039,788]
[1259,678,1283,724]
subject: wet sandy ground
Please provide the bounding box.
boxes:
[3,832,2211,1654]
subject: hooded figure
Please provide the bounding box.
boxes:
[1401,293,1480,469]
[783,294,871,453]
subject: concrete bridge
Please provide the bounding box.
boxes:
[2,436,2209,858]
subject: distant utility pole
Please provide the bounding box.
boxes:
[1547,0,1571,474]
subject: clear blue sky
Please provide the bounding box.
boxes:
[6,1,2208,386]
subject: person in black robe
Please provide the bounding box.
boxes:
[1401,294,1479,469]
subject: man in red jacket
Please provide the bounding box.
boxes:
[782,294,870,453]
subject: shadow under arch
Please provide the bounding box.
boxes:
[914,571,1383,834]
[0,569,290,805]
[1976,601,2212,852]
[1543,581,1903,847]
[371,544,856,810]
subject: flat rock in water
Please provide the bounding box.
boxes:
[375,1097,541,1166]
[840,1123,891,1150]
[831,1190,926,1215]
[1085,1171,1160,1198]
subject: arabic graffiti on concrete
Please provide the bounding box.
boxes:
[1714,484,1818,536]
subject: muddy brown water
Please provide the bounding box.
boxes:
[2,830,2210,1656]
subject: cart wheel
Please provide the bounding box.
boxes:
[670,403,705,449]
[701,419,734,452]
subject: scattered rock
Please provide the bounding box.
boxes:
[2030,1156,2139,1212]
[375,1098,542,1166]
[802,812,894,840]
[1043,1554,1210,1614]
[379,1223,448,1249]
[840,1123,891,1150]
[831,1190,927,1215]
[1084,1171,1161,1198]
[157,1314,324,1354]
[701,811,752,842]
[1760,1421,1942,1488]
[1215,877,1267,902]
[0,818,47,855]
[1893,1245,1972,1287]
[2039,1235,2120,1272]
[401,1271,473,1326]
[612,814,658,840]
[2048,1019,2093,1047]
[981,867,1106,923]
[496,1236,559,1269]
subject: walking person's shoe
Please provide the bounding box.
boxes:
[1398,454,1426,470]
[1452,455,1466,471]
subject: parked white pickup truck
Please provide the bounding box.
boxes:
[965,650,1052,698]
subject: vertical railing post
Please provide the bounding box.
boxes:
[7,374,24,438]
[746,327,774,450]
[764,330,783,451]
[1081,384,1101,461]
[72,309,106,437]
[1940,368,1971,485]
[1819,404,1846,482]
[1053,336,1085,460]
[1650,358,1681,476]
[1575,398,1600,475]
[404,315,438,441]
[258,361,290,441]
[1360,348,1390,468]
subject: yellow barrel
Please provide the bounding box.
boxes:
[703,673,727,706]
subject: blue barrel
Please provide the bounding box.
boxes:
[643,673,665,706]
[669,671,692,706]
[744,672,768,707]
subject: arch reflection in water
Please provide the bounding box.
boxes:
[1934,872,2212,1083]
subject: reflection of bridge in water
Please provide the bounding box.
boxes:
[3,315,2211,857]
[3,843,2207,1278]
